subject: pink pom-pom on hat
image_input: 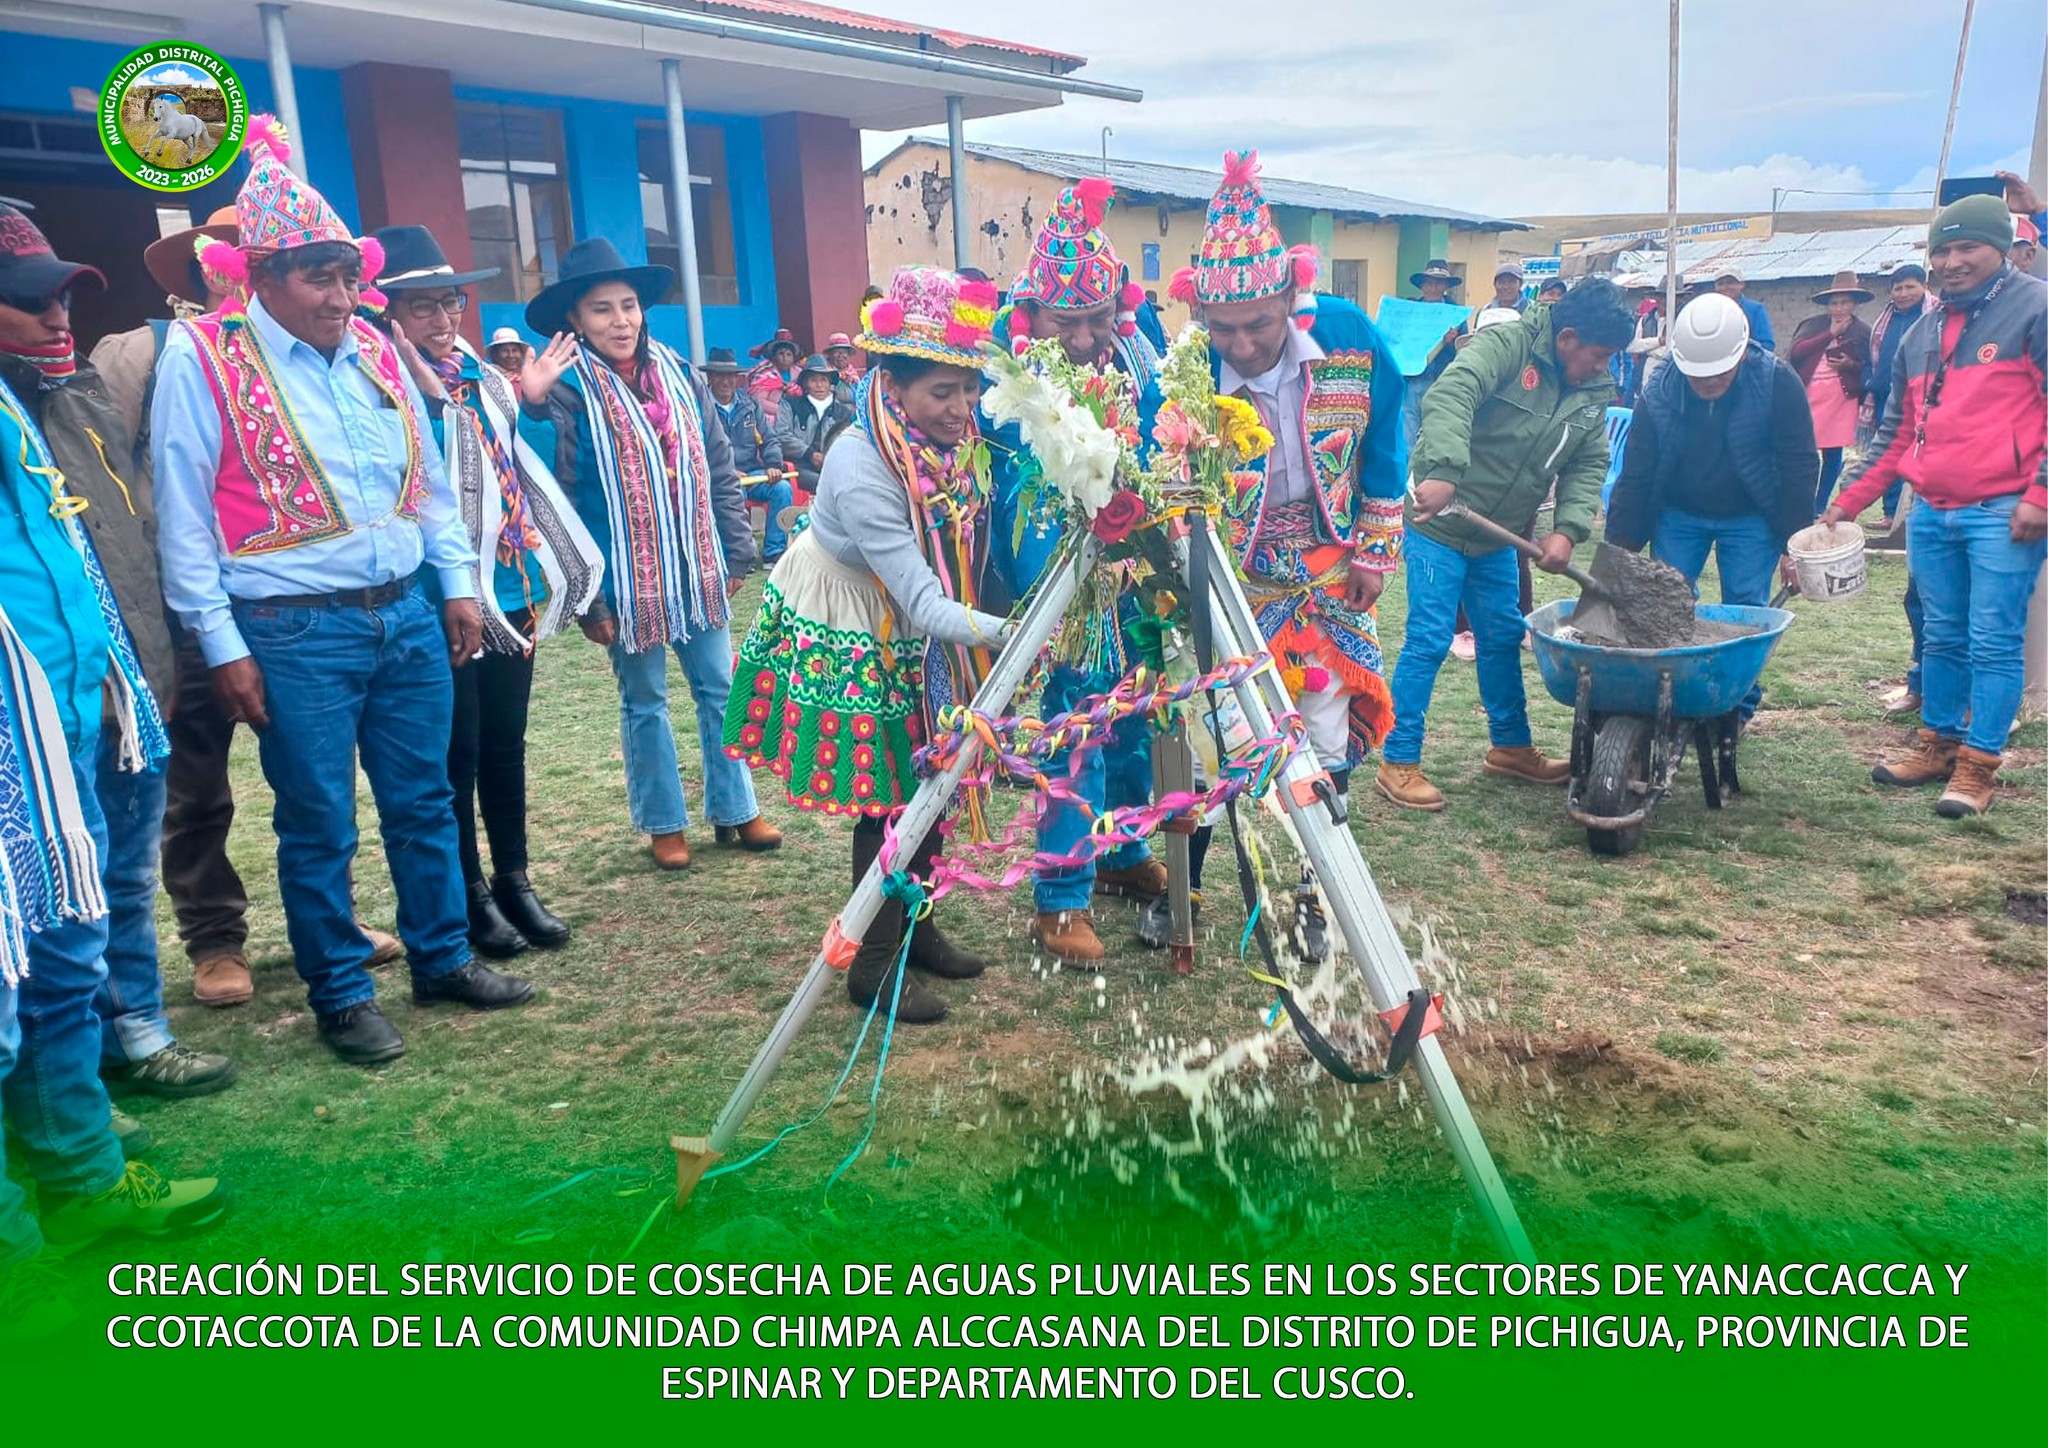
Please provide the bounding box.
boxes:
[199,239,249,286]
[866,298,905,337]
[357,235,386,284]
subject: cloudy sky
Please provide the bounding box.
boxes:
[859,0,2044,219]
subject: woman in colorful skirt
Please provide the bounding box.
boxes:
[723,266,1013,1023]
[376,224,605,959]
[520,238,781,870]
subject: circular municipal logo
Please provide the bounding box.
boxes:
[98,42,247,192]
[1976,342,1999,363]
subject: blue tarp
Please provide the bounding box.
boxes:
[1373,297,1474,377]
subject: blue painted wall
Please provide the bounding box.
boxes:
[0,29,361,229]
[455,84,779,360]
[0,31,776,359]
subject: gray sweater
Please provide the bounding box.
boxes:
[807,430,1009,647]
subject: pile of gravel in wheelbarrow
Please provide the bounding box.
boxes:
[1556,549,1760,649]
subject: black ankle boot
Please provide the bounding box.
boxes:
[466,880,529,959]
[904,829,984,979]
[846,827,946,1022]
[492,871,570,949]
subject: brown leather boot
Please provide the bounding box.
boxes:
[1935,747,2000,819]
[1871,729,1959,788]
[1375,761,1445,812]
[1034,910,1107,963]
[360,924,403,970]
[650,832,692,870]
[191,952,254,1008]
[715,817,784,852]
[1483,745,1571,785]
[1095,856,1169,900]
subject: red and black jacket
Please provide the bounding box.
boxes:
[1835,265,2047,516]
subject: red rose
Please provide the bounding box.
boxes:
[1090,490,1148,544]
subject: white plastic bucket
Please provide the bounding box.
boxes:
[1787,520,1867,602]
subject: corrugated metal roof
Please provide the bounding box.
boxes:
[1610,225,1926,286]
[670,1,1084,66]
[895,140,1526,231]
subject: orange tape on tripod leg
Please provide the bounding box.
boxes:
[821,918,858,970]
[1379,992,1444,1040]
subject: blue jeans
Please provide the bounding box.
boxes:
[92,731,173,1065]
[1908,495,2047,754]
[747,480,795,560]
[1385,527,1532,766]
[1814,447,1845,515]
[1035,665,1153,911]
[1,741,127,1265]
[1651,508,1778,718]
[236,591,470,1016]
[1882,480,1905,519]
[609,627,759,835]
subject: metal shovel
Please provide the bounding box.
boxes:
[1438,502,1626,639]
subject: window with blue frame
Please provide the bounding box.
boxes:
[457,101,572,305]
[635,120,739,308]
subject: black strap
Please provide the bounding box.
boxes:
[1189,514,1420,1088]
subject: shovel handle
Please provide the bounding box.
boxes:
[1439,502,1604,595]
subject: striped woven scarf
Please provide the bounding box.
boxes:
[575,342,728,652]
[0,600,105,988]
[853,372,993,725]
[0,372,168,773]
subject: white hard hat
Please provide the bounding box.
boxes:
[489,326,524,347]
[1670,293,1750,377]
[1473,306,1522,331]
[1714,265,1745,283]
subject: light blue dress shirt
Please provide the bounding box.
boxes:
[151,295,478,666]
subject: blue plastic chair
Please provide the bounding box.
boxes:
[1601,406,1633,508]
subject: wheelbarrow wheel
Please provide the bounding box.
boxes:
[1586,715,1652,857]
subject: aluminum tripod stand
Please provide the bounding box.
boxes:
[673,521,1534,1263]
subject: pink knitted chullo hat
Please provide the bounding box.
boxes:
[1170,150,1318,330]
[198,114,385,304]
[1007,177,1145,353]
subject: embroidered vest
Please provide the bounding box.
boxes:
[180,313,429,557]
[1224,350,1377,579]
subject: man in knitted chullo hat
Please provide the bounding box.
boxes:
[152,116,535,1066]
[1170,150,1408,957]
[986,177,1171,964]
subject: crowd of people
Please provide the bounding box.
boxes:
[0,112,2041,1309]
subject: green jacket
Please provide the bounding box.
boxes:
[1408,303,1614,555]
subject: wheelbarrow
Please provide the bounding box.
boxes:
[1528,599,1794,856]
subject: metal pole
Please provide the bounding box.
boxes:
[695,535,1102,1165]
[2023,34,2048,713]
[947,96,971,273]
[1664,0,1680,323]
[660,59,708,366]
[1932,0,1979,220]
[257,4,305,177]
[1100,126,1113,172]
[1195,523,1535,1265]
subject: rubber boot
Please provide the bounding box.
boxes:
[845,828,945,1023]
[904,829,986,979]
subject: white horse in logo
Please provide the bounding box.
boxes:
[143,93,211,164]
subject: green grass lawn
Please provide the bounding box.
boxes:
[96,540,2046,1268]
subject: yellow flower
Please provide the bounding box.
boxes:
[1213,395,1274,461]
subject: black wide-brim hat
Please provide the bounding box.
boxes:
[372,224,500,291]
[526,237,672,338]
[703,346,743,374]
[1410,260,1462,289]
[797,352,837,378]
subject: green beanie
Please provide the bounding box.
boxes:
[1929,193,2014,254]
